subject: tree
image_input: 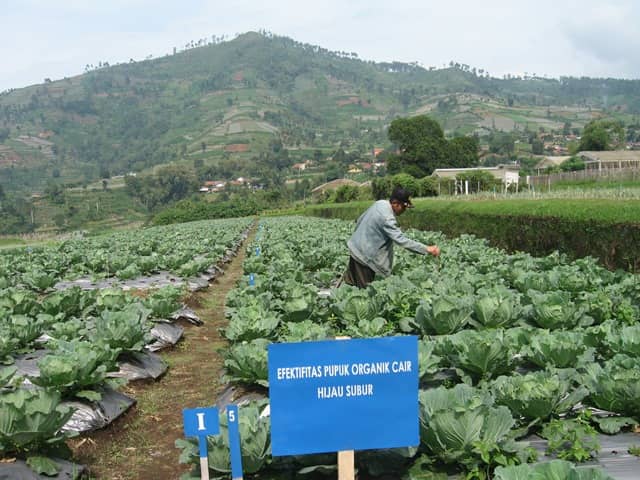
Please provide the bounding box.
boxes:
[579,120,624,151]
[531,139,544,155]
[489,132,516,155]
[448,136,479,168]
[44,182,65,204]
[387,115,447,176]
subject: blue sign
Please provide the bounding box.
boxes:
[183,407,220,437]
[226,405,244,479]
[268,336,419,456]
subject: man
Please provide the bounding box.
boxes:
[342,187,440,288]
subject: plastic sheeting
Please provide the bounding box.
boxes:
[50,228,249,294]
[13,350,48,380]
[60,386,136,433]
[15,349,167,382]
[528,433,640,479]
[147,322,184,351]
[109,351,167,381]
[171,306,203,326]
[0,458,86,480]
[53,271,205,292]
[214,383,267,411]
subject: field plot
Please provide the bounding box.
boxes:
[0,218,252,478]
[177,216,640,480]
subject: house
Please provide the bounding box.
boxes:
[372,148,384,157]
[578,151,640,170]
[432,165,520,186]
[311,178,362,196]
[534,156,571,173]
[292,162,307,172]
[200,180,226,193]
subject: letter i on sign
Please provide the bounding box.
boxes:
[227,405,244,480]
[183,407,220,480]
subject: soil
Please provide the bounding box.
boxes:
[70,240,249,480]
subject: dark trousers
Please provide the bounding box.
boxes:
[342,256,376,288]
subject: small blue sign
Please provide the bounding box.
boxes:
[183,407,220,437]
[226,405,244,479]
[268,336,419,456]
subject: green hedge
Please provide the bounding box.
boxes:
[304,199,640,271]
[153,199,259,225]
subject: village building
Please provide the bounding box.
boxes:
[311,178,362,196]
[534,156,572,174]
[578,151,640,171]
[432,165,520,187]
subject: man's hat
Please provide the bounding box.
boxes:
[390,187,414,208]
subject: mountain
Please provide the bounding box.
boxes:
[1,31,640,195]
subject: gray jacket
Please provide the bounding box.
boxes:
[347,200,427,276]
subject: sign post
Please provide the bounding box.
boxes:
[183,407,220,480]
[268,336,419,474]
[226,405,244,480]
[335,336,354,480]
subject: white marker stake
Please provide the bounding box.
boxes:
[199,449,210,480]
[335,336,355,480]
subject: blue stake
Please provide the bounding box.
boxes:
[227,405,244,480]
[249,273,255,286]
[255,246,261,257]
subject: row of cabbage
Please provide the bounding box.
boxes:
[0,218,253,476]
[0,218,253,291]
[178,216,640,480]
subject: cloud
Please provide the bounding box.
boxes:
[563,1,640,77]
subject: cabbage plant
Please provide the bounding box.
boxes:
[443,329,518,383]
[419,384,533,474]
[528,291,587,329]
[494,459,614,480]
[0,387,77,476]
[29,339,120,401]
[490,371,588,423]
[524,330,594,369]
[223,339,269,387]
[471,285,523,329]
[413,294,474,335]
[581,355,640,419]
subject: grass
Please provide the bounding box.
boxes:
[0,237,24,247]
[410,197,640,224]
[305,195,640,225]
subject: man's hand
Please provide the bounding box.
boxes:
[426,245,440,257]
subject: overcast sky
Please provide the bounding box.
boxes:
[2,0,639,92]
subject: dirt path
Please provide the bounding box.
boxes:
[72,238,249,479]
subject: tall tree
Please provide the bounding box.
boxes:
[579,119,625,151]
[387,115,447,176]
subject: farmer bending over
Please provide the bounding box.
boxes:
[342,187,440,288]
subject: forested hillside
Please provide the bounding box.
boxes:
[1,31,639,197]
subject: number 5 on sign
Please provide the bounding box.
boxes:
[227,405,244,480]
[183,407,220,480]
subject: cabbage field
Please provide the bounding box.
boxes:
[0,218,252,477]
[177,216,640,480]
[2,214,640,479]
